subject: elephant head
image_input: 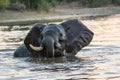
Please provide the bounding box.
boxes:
[24,23,67,58]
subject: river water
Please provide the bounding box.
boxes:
[0,20,120,80]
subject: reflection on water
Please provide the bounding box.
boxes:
[0,26,120,80]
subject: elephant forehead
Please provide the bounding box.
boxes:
[41,28,57,35]
[42,26,61,34]
[56,26,66,36]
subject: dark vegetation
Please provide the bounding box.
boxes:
[0,0,120,11]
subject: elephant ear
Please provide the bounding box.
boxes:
[60,21,71,32]
[24,23,45,55]
[60,19,94,55]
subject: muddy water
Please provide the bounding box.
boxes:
[0,20,120,80]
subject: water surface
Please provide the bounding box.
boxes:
[0,25,120,80]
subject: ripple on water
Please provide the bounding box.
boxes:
[0,42,120,80]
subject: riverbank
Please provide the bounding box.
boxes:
[0,7,120,26]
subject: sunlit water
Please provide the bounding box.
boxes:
[0,26,120,80]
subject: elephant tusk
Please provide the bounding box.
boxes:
[56,43,61,49]
[29,44,43,51]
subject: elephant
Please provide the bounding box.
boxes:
[24,23,67,58]
[14,19,94,58]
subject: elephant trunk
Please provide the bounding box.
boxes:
[42,36,54,58]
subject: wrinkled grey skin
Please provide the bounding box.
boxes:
[40,24,67,57]
[60,19,94,57]
[14,19,94,58]
[24,23,67,58]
